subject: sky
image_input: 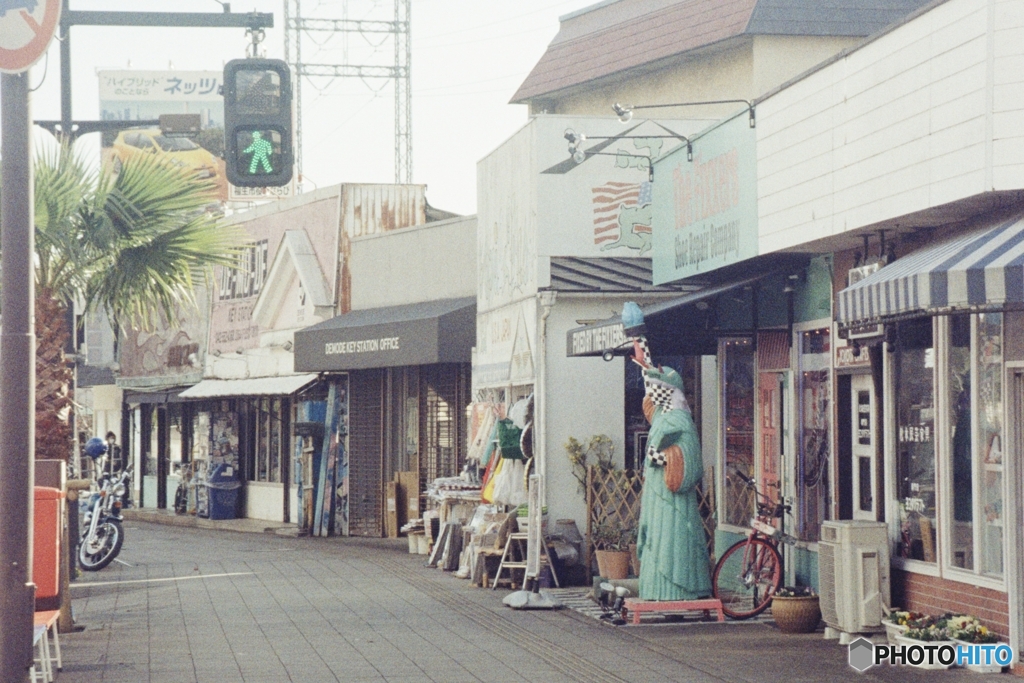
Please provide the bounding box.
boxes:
[25,0,596,216]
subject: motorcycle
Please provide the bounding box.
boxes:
[79,467,131,571]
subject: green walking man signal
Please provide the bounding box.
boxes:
[244,131,274,174]
[224,59,293,187]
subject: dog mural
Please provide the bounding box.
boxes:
[591,138,662,255]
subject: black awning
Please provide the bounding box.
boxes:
[294,297,476,372]
[566,267,802,358]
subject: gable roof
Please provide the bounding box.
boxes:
[251,230,334,329]
[511,0,930,103]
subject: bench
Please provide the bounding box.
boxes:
[622,597,725,625]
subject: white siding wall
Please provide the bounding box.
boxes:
[477,121,539,314]
[758,0,1001,252]
[992,0,1024,189]
[543,299,629,532]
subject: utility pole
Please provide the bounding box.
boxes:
[0,69,37,683]
[284,0,411,184]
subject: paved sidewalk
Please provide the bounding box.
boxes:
[58,522,1005,683]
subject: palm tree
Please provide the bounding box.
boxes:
[30,145,241,462]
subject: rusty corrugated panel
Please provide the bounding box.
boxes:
[337,184,426,314]
[757,330,790,370]
[511,0,758,103]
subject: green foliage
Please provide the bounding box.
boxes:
[30,144,243,330]
[564,434,614,494]
[592,518,636,552]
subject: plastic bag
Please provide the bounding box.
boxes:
[491,457,527,507]
[496,419,523,460]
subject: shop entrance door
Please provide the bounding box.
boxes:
[851,374,877,520]
[758,372,783,501]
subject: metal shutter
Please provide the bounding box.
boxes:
[348,369,384,537]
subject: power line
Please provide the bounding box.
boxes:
[285,0,411,185]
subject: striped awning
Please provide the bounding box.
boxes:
[837,217,1024,326]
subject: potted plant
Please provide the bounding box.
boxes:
[896,623,956,670]
[884,610,929,644]
[770,586,821,633]
[592,519,633,580]
[946,615,1003,673]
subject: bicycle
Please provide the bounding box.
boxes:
[711,468,797,619]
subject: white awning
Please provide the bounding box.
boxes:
[179,374,318,399]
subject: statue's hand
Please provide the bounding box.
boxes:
[663,444,684,493]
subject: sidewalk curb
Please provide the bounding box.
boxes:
[122,508,297,536]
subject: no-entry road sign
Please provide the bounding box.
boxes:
[0,0,60,74]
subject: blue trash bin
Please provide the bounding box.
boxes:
[205,464,242,520]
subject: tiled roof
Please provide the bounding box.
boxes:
[548,257,696,292]
[746,0,932,36]
[511,0,931,103]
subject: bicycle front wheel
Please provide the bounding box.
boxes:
[712,537,782,619]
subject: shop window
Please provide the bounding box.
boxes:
[895,318,936,562]
[797,327,831,542]
[976,313,1003,575]
[245,397,288,483]
[721,338,755,527]
[948,314,972,569]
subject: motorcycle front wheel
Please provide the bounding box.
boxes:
[79,520,124,571]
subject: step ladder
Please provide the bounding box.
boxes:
[491,532,561,589]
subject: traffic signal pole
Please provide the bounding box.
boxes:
[55,2,274,139]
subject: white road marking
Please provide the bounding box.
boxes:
[71,571,255,588]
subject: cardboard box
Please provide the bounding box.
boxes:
[385,481,399,538]
[396,471,419,526]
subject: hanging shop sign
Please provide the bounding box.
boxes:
[651,113,758,285]
[567,320,626,357]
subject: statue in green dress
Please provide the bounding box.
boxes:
[624,302,712,601]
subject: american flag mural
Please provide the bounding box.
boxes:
[592,180,653,248]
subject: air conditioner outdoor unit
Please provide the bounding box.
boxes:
[818,520,890,634]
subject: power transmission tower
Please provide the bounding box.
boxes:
[284,0,412,185]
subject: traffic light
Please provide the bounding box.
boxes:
[224,58,293,187]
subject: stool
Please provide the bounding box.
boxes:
[31,624,49,683]
[622,597,725,625]
[34,610,61,674]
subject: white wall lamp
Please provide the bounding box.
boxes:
[564,128,693,179]
[612,99,756,127]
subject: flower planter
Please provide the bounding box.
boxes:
[595,550,630,580]
[953,639,1004,673]
[883,622,908,644]
[894,635,955,670]
[770,595,821,634]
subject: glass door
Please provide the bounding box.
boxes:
[851,374,876,520]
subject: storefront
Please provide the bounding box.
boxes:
[837,214,1024,643]
[294,298,475,537]
[177,374,319,522]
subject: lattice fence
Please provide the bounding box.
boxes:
[585,465,717,572]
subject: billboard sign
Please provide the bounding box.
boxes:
[98,70,228,202]
[651,113,758,285]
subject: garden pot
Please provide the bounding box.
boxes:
[883,622,908,644]
[953,639,1004,673]
[894,635,955,669]
[595,550,630,580]
[770,595,821,634]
